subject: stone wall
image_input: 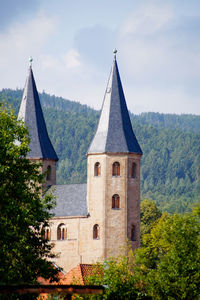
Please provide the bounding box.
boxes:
[47,152,141,272]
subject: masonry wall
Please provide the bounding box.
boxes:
[127,154,141,250]
[48,153,141,272]
[29,158,57,187]
[42,159,57,186]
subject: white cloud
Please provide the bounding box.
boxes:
[0,11,58,88]
[114,1,200,114]
[62,49,81,69]
[0,0,200,115]
[120,1,173,36]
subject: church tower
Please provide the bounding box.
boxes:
[18,58,58,187]
[86,51,142,258]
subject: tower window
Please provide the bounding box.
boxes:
[93,224,99,239]
[112,194,120,209]
[42,226,51,241]
[112,162,120,176]
[57,224,67,240]
[131,225,136,241]
[46,165,51,181]
[131,162,137,178]
[94,162,101,176]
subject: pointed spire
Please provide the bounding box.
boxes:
[87,52,142,155]
[18,61,58,160]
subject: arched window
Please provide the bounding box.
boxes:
[131,163,137,178]
[93,224,99,239]
[42,226,51,240]
[112,162,120,176]
[112,194,120,209]
[46,165,51,181]
[131,225,136,241]
[94,162,101,176]
[57,224,67,240]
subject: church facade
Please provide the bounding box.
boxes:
[18,52,143,272]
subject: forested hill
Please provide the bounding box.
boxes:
[1,88,200,214]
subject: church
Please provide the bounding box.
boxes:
[18,51,143,272]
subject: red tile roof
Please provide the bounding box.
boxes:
[60,264,94,285]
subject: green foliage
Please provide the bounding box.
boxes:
[192,203,200,217]
[134,213,200,299]
[0,104,59,285]
[76,256,147,300]
[1,88,200,213]
[140,200,162,242]
[133,111,200,133]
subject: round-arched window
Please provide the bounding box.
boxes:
[46,165,51,181]
[94,162,101,176]
[131,225,136,241]
[57,224,67,240]
[112,162,120,176]
[131,163,137,178]
[112,194,120,209]
[93,224,99,239]
[42,226,51,240]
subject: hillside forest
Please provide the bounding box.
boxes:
[1,88,200,214]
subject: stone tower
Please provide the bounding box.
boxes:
[86,51,143,257]
[18,60,58,186]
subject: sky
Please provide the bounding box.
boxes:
[0,0,200,115]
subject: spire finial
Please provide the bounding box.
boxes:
[29,56,33,68]
[113,48,117,59]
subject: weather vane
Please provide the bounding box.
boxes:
[29,56,33,67]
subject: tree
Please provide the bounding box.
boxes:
[140,200,162,243]
[134,213,200,299]
[0,104,59,284]
[77,255,147,300]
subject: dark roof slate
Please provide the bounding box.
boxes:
[51,184,88,217]
[87,56,142,155]
[18,67,58,160]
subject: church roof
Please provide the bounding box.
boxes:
[51,184,88,217]
[18,66,58,161]
[87,53,142,155]
[60,264,94,285]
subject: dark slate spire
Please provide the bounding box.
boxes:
[87,51,142,155]
[18,60,58,160]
